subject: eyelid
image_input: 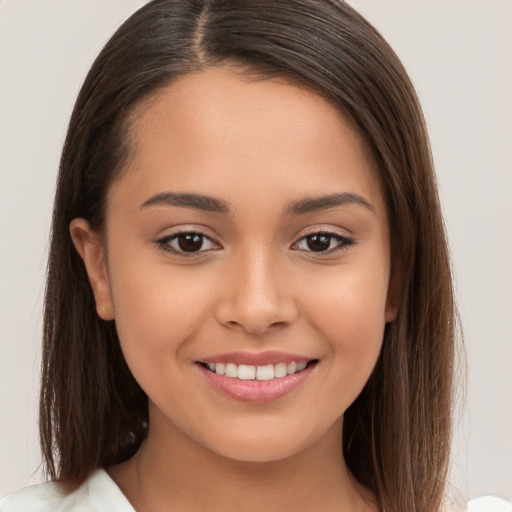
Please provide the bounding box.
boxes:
[291,228,355,254]
[154,227,222,255]
[152,225,354,256]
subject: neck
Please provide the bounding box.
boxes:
[109,414,377,512]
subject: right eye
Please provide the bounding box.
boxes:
[292,231,354,254]
[156,232,221,254]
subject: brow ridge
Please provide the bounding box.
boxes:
[140,192,230,213]
[286,193,374,215]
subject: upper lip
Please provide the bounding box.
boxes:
[197,350,314,366]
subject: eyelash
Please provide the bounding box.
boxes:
[291,232,354,254]
[155,230,354,256]
[155,230,221,255]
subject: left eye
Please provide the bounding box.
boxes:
[293,232,353,253]
[157,232,219,254]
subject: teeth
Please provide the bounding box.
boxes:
[237,364,256,380]
[206,361,311,380]
[225,363,237,378]
[256,364,274,381]
[274,363,287,378]
[296,361,307,371]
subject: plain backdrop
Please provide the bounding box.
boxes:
[1,0,511,504]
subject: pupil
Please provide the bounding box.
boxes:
[307,234,330,252]
[178,233,203,252]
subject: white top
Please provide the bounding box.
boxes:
[0,469,134,512]
[1,469,510,512]
[466,496,512,512]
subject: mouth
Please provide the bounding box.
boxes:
[195,354,319,403]
[198,360,317,381]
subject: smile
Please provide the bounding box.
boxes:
[196,353,318,404]
[202,361,309,380]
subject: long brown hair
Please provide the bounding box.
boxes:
[40,1,456,511]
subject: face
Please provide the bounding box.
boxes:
[72,67,398,463]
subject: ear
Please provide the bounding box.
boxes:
[69,218,114,321]
[385,260,402,323]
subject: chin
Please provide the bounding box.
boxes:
[200,418,340,464]
[212,442,307,464]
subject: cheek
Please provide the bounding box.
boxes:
[299,259,389,391]
[106,248,219,366]
[303,260,389,339]
[108,263,223,412]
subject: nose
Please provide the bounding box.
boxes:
[214,246,298,335]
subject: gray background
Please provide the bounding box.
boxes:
[1,0,511,503]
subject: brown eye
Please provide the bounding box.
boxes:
[156,232,220,254]
[293,232,354,254]
[177,233,204,252]
[305,234,331,252]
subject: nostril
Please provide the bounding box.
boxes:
[233,320,288,335]
[214,291,299,334]
[270,321,287,328]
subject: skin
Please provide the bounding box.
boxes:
[71,66,399,512]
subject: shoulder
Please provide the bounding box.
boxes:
[0,469,135,512]
[444,496,512,512]
[466,496,512,512]
[0,480,64,512]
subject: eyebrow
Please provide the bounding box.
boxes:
[285,193,374,215]
[140,191,374,216]
[140,192,230,213]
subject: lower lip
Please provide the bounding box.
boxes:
[197,363,315,404]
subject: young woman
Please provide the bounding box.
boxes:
[0,1,467,511]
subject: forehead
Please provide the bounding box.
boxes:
[129,66,365,161]
[111,66,384,216]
